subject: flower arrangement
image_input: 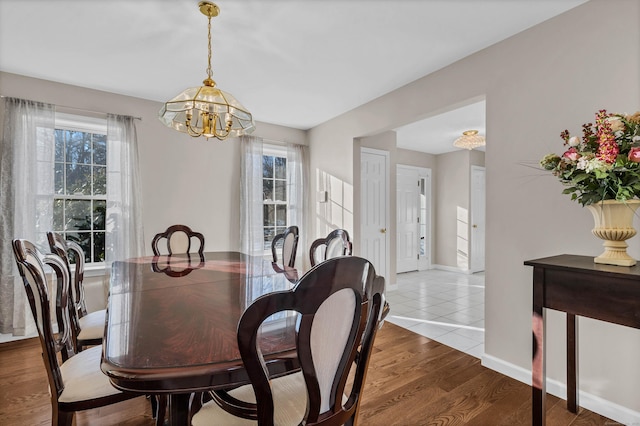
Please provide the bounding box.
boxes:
[540,110,640,206]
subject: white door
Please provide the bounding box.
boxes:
[361,149,388,280]
[418,170,432,271]
[470,166,486,272]
[396,166,419,273]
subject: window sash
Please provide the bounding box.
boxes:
[53,113,107,265]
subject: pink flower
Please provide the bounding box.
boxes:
[629,147,640,163]
[563,147,580,161]
[595,110,618,164]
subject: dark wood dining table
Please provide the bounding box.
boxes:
[101,251,300,425]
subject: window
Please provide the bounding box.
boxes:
[52,114,107,264]
[262,146,288,251]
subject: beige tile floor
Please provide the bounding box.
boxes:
[385,269,485,358]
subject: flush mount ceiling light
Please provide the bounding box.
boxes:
[158,1,255,140]
[453,130,485,150]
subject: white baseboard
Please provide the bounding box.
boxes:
[430,264,474,274]
[482,354,640,425]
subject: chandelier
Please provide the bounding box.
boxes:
[453,130,485,150]
[158,1,255,140]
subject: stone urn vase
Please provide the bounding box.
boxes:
[586,199,640,266]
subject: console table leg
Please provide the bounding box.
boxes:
[532,266,546,426]
[567,313,579,413]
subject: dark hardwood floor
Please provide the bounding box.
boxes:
[0,323,620,425]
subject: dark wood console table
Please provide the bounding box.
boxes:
[524,254,640,426]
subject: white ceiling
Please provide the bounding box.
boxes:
[0,0,586,153]
[395,100,487,154]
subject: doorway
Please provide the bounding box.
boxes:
[360,148,389,280]
[396,165,431,273]
[470,165,486,272]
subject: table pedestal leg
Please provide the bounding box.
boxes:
[169,393,190,426]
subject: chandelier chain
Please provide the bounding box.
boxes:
[206,15,213,80]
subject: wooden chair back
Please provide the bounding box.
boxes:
[151,253,205,277]
[271,225,299,269]
[47,232,87,316]
[238,256,384,425]
[309,229,353,267]
[13,239,75,390]
[13,238,136,425]
[151,224,205,256]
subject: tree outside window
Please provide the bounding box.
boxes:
[52,126,107,264]
[262,149,288,251]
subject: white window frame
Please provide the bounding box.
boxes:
[262,144,289,255]
[53,112,108,268]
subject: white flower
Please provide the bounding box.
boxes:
[568,136,580,146]
[576,157,589,170]
[633,135,640,142]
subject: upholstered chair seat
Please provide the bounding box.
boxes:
[192,372,307,425]
[58,345,124,403]
[76,310,107,342]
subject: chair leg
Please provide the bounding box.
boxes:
[149,394,158,418]
[56,410,74,426]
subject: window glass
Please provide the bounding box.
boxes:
[53,116,107,265]
[262,146,289,252]
[263,179,273,202]
[275,180,286,202]
[274,157,286,179]
[263,155,273,178]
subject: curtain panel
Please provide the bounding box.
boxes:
[105,114,144,263]
[0,100,144,337]
[286,143,309,269]
[240,135,265,257]
[0,97,55,335]
[240,136,309,269]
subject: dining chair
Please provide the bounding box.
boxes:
[151,224,205,256]
[309,228,353,267]
[191,256,385,426]
[12,239,138,426]
[151,253,205,277]
[271,225,299,270]
[47,232,105,351]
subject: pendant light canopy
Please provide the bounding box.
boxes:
[453,130,485,150]
[158,1,255,140]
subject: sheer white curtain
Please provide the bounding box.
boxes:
[240,135,265,257]
[0,97,55,335]
[286,143,309,269]
[105,114,144,263]
[240,136,309,268]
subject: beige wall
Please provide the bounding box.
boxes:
[0,71,306,309]
[0,71,306,254]
[309,0,640,419]
[433,149,486,268]
[435,150,471,267]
